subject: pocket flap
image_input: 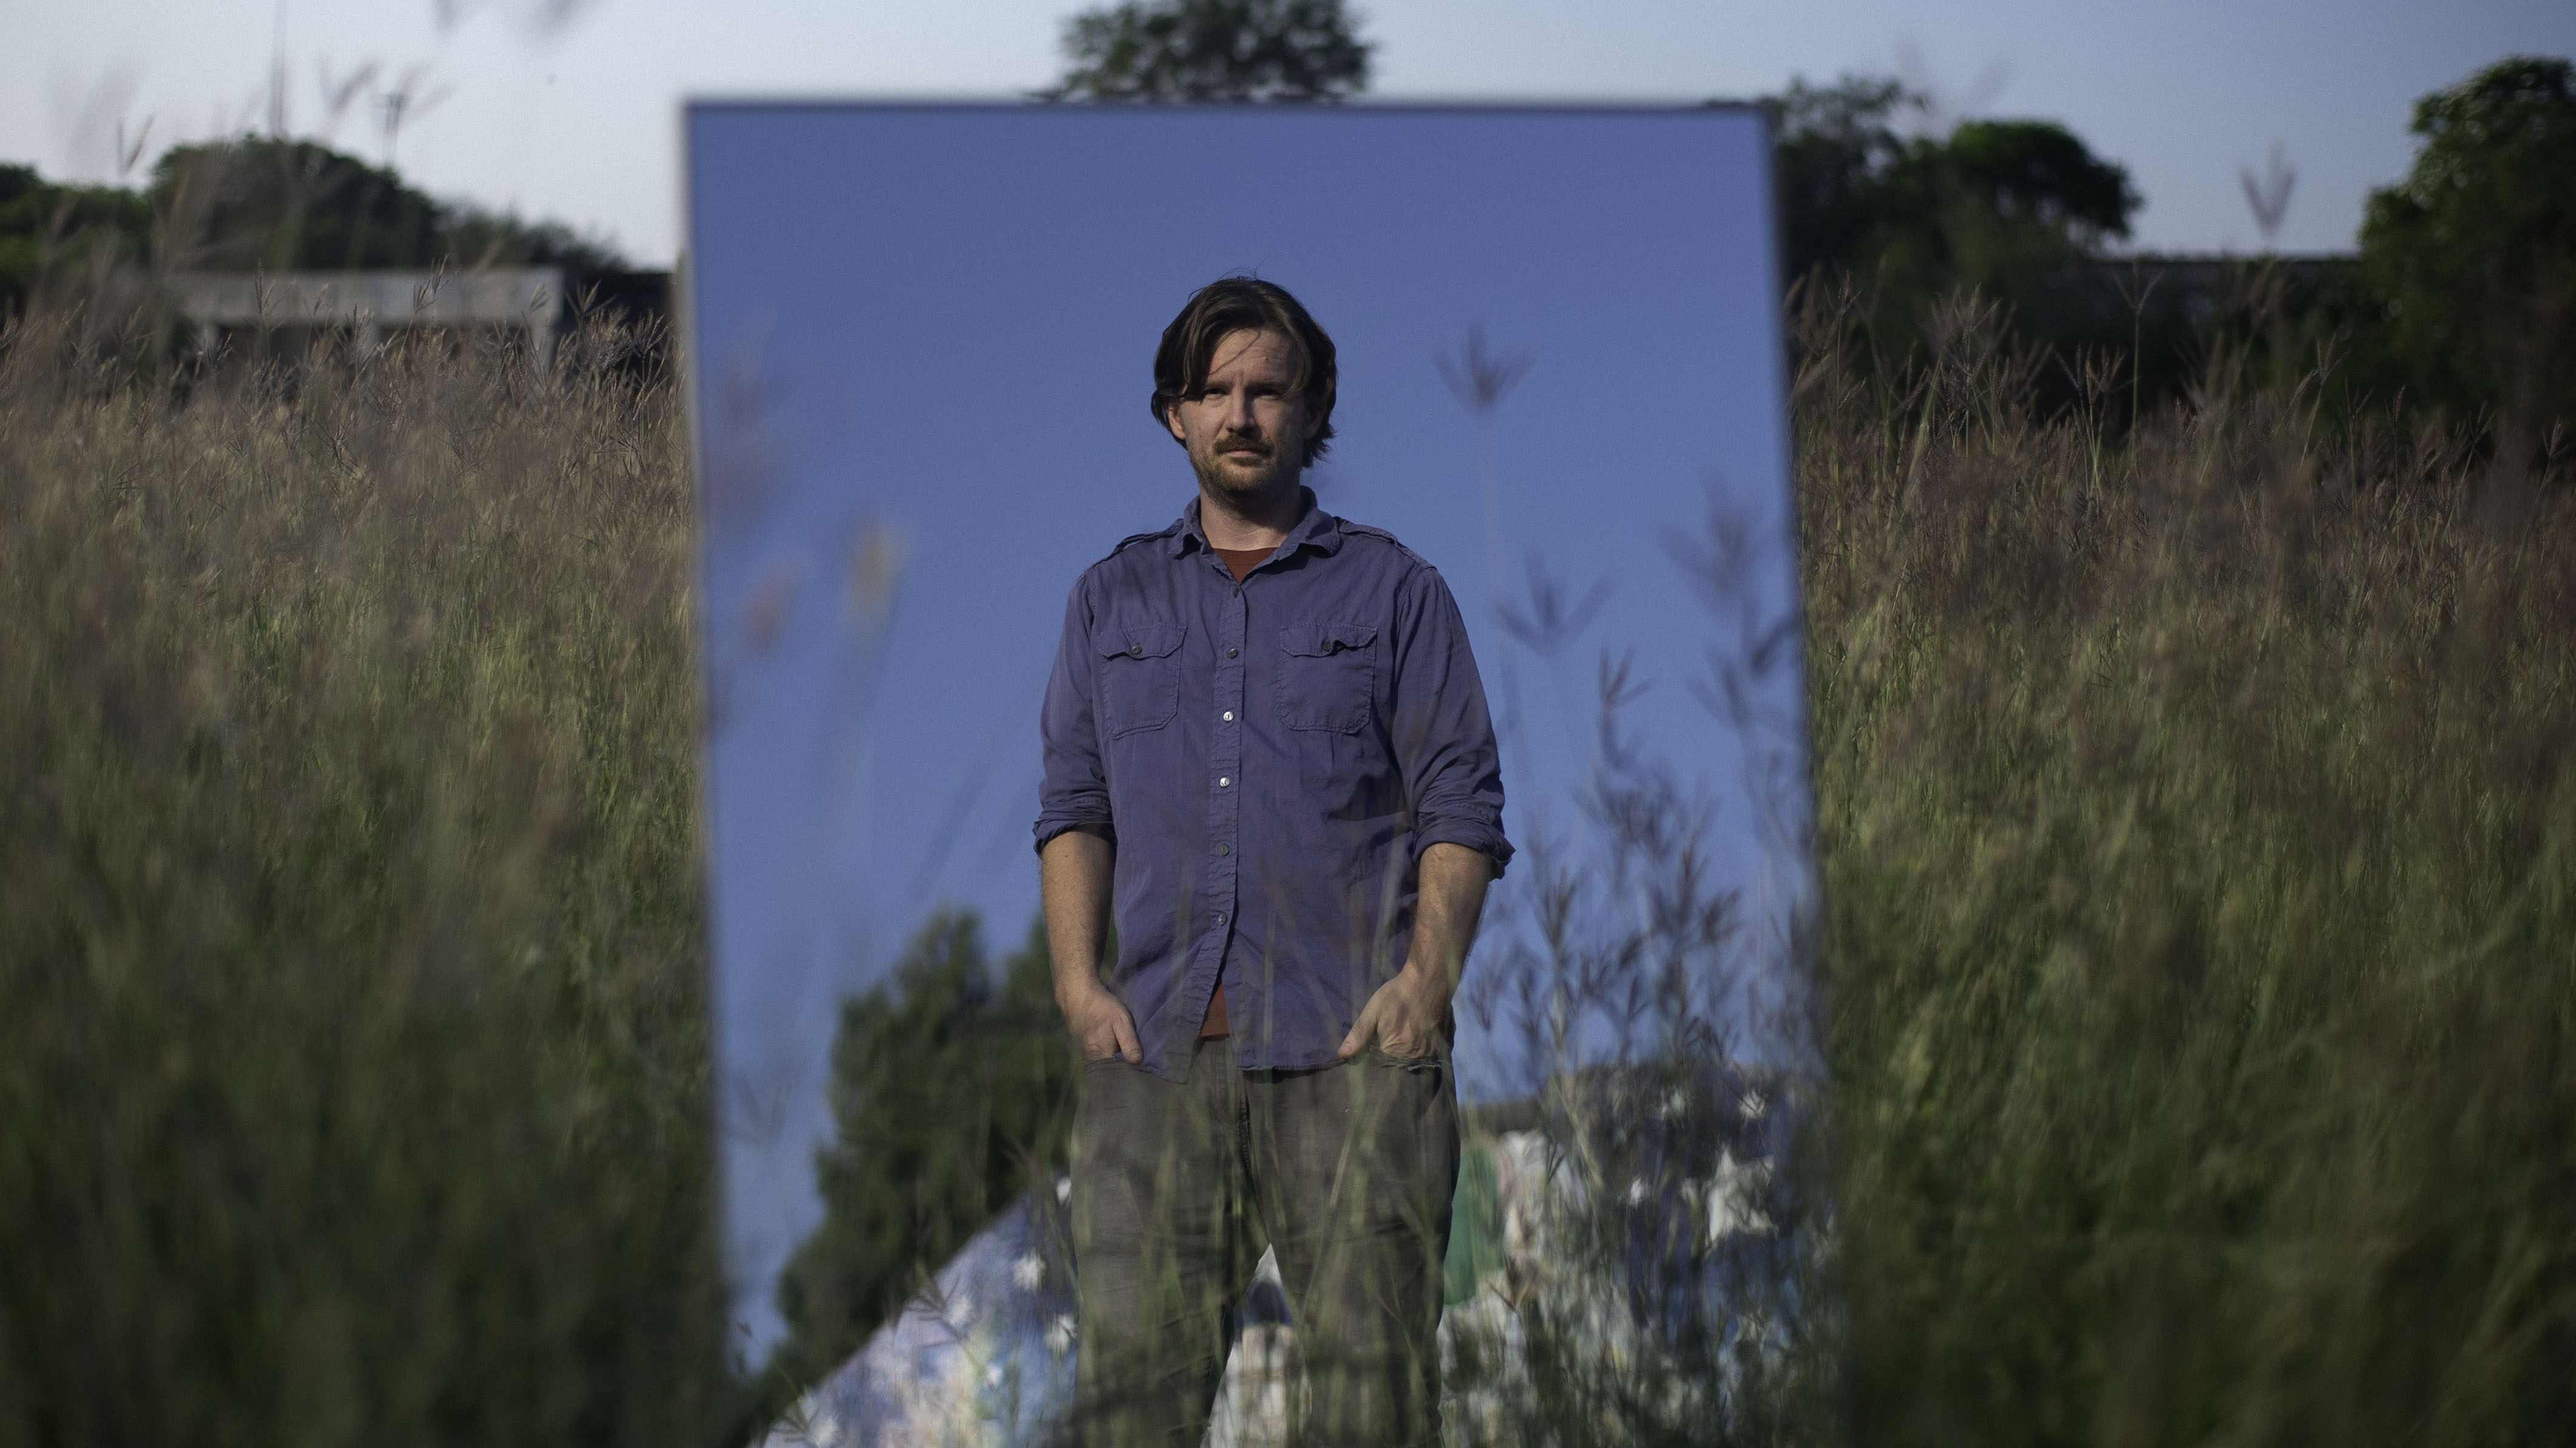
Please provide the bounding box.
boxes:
[1097,623,1187,660]
[1278,620,1378,657]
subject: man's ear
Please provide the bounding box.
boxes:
[1161,398,1188,445]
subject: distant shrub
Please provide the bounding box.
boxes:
[2360,56,2576,464]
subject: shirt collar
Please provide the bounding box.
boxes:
[1171,487,1344,559]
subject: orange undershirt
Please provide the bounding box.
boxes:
[1199,544,1273,1037]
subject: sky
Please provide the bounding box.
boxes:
[9,0,2575,267]
[684,103,1801,1354]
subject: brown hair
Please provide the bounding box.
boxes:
[1151,277,1338,466]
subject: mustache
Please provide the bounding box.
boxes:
[1212,431,1272,455]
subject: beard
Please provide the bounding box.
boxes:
[1188,429,1301,500]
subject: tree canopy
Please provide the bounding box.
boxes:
[1762,75,2138,330]
[152,141,444,273]
[0,165,151,309]
[2359,55,2576,448]
[0,140,626,314]
[150,139,627,273]
[1048,0,1371,101]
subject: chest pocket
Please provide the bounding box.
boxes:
[1276,621,1377,733]
[1095,622,1186,738]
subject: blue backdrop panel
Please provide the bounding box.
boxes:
[684,102,1809,1361]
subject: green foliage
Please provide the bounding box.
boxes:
[152,139,445,271]
[426,202,631,274]
[0,163,152,310]
[1762,55,2575,442]
[1,143,626,316]
[1767,77,1920,292]
[1937,120,2137,247]
[0,312,727,1447]
[148,139,630,274]
[765,912,1077,1396]
[2360,56,2576,450]
[1049,0,1371,101]
[1762,76,2137,358]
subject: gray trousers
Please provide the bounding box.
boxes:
[1071,1037,1458,1448]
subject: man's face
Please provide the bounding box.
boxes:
[1163,327,1316,502]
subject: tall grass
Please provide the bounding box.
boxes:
[0,315,727,1446]
[0,284,2568,1444]
[1802,287,2576,1445]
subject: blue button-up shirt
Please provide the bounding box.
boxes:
[1035,491,1512,1080]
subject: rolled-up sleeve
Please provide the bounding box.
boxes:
[1387,567,1513,875]
[1033,577,1114,852]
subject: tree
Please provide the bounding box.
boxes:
[1764,75,1919,287]
[433,202,628,273]
[1048,0,1371,102]
[0,164,151,312]
[151,140,442,272]
[1893,120,2137,317]
[1937,119,2137,254]
[1761,75,2137,342]
[144,139,626,274]
[766,912,1078,1393]
[2360,56,2576,456]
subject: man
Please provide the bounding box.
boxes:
[1034,276,1512,1447]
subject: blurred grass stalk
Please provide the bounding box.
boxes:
[1,266,2570,1445]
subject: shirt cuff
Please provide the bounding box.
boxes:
[1033,818,1116,855]
[1413,818,1513,876]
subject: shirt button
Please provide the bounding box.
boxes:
[1214,913,1228,926]
[1218,776,1231,787]
[1129,643,1142,656]
[1216,843,1231,856]
[1222,710,1234,722]
[1226,646,1238,658]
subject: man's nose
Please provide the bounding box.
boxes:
[1225,392,1259,433]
